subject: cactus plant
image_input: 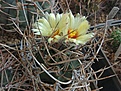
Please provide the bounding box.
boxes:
[1,0,121,91]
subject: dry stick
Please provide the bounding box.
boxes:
[92,87,103,91]
[33,2,45,16]
[98,6,121,84]
[4,57,13,82]
[90,7,121,29]
[85,6,119,69]
[71,67,91,91]
[50,0,55,12]
[84,7,119,90]
[21,0,29,27]
[31,50,73,85]
[1,19,121,51]
[10,65,19,85]
[87,67,99,90]
[0,47,22,89]
[1,46,35,88]
[51,0,59,13]
[100,48,121,84]
[35,21,58,63]
[0,43,17,51]
[93,38,121,86]
[92,61,119,75]
[91,74,116,82]
[0,70,4,89]
[11,19,73,85]
[114,43,121,61]
[49,45,71,57]
[48,56,84,65]
[67,83,90,89]
[1,41,38,90]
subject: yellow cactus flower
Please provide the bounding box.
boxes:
[32,11,94,45]
[32,12,69,43]
[65,11,94,45]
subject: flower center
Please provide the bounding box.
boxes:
[51,30,59,38]
[68,29,78,38]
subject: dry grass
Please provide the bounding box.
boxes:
[0,0,121,91]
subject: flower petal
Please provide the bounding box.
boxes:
[48,13,56,28]
[32,29,39,32]
[56,13,62,25]
[58,13,69,30]
[32,11,94,44]
[35,22,48,31]
[66,38,77,43]
[32,29,50,36]
[48,37,54,43]
[76,33,94,45]
[74,15,86,29]
[38,18,51,29]
[77,20,90,35]
[69,11,75,29]
[54,35,62,42]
